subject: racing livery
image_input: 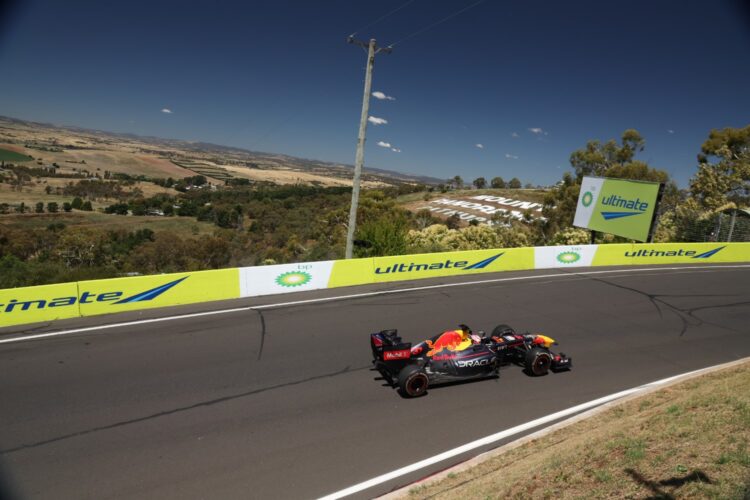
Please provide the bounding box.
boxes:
[370,324,572,397]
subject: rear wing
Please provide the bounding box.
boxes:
[370,329,412,362]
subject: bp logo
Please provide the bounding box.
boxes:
[581,191,594,207]
[275,271,312,287]
[556,251,581,264]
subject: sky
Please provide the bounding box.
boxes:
[1,0,749,188]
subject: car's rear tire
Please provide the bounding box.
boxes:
[398,365,429,397]
[492,324,515,337]
[525,347,552,376]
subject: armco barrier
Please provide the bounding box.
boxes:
[1,243,749,329]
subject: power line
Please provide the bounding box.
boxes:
[348,0,417,38]
[388,0,487,48]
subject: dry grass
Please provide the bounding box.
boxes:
[221,163,386,187]
[403,361,750,500]
[0,178,177,207]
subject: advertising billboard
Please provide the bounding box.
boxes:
[239,261,335,297]
[573,176,662,242]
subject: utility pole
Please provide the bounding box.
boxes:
[345,37,391,259]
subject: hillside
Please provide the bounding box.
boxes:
[0,115,443,188]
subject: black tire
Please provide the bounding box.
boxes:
[398,365,429,397]
[525,347,552,376]
[492,324,515,337]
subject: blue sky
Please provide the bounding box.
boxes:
[1,0,748,187]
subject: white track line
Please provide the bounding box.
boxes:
[1,265,748,345]
[318,363,734,500]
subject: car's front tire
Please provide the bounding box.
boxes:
[525,347,552,376]
[398,365,429,397]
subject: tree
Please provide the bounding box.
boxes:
[63,202,72,212]
[81,201,93,211]
[35,202,44,213]
[569,129,645,180]
[473,177,487,189]
[445,213,461,229]
[491,177,506,189]
[689,125,750,210]
[450,175,464,190]
[71,197,83,210]
[354,213,409,258]
[47,202,59,213]
[508,177,522,189]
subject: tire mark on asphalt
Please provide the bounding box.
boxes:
[0,364,370,455]
[567,270,746,336]
[254,309,267,361]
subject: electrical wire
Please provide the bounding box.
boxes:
[387,0,487,48]
[349,0,417,38]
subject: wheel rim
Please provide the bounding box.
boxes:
[533,354,551,374]
[408,374,428,395]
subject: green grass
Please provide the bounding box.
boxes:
[0,148,33,162]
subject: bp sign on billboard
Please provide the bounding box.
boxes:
[573,176,662,242]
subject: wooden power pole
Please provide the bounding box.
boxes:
[345,37,391,259]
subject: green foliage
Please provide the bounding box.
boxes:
[354,214,409,257]
[690,125,750,210]
[550,227,591,245]
[46,202,58,213]
[569,129,644,180]
[491,176,506,188]
[473,177,487,189]
[508,177,522,189]
[406,223,530,253]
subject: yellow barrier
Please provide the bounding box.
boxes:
[1,243,748,330]
[328,258,375,288]
[77,268,240,317]
[592,242,750,266]
[0,282,81,327]
[370,248,534,283]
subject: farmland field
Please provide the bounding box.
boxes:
[0,147,33,162]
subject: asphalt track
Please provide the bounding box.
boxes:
[1,265,749,499]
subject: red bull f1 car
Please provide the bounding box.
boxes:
[370,324,572,397]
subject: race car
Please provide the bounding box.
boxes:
[370,324,572,397]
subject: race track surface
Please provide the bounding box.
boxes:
[1,265,749,499]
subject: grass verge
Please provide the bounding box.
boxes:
[400,360,750,499]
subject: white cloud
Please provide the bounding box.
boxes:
[505,153,519,160]
[528,127,545,135]
[391,148,401,153]
[475,143,484,149]
[511,132,520,138]
[667,129,675,134]
[372,91,396,101]
[377,141,392,148]
[161,108,173,114]
[368,116,388,125]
